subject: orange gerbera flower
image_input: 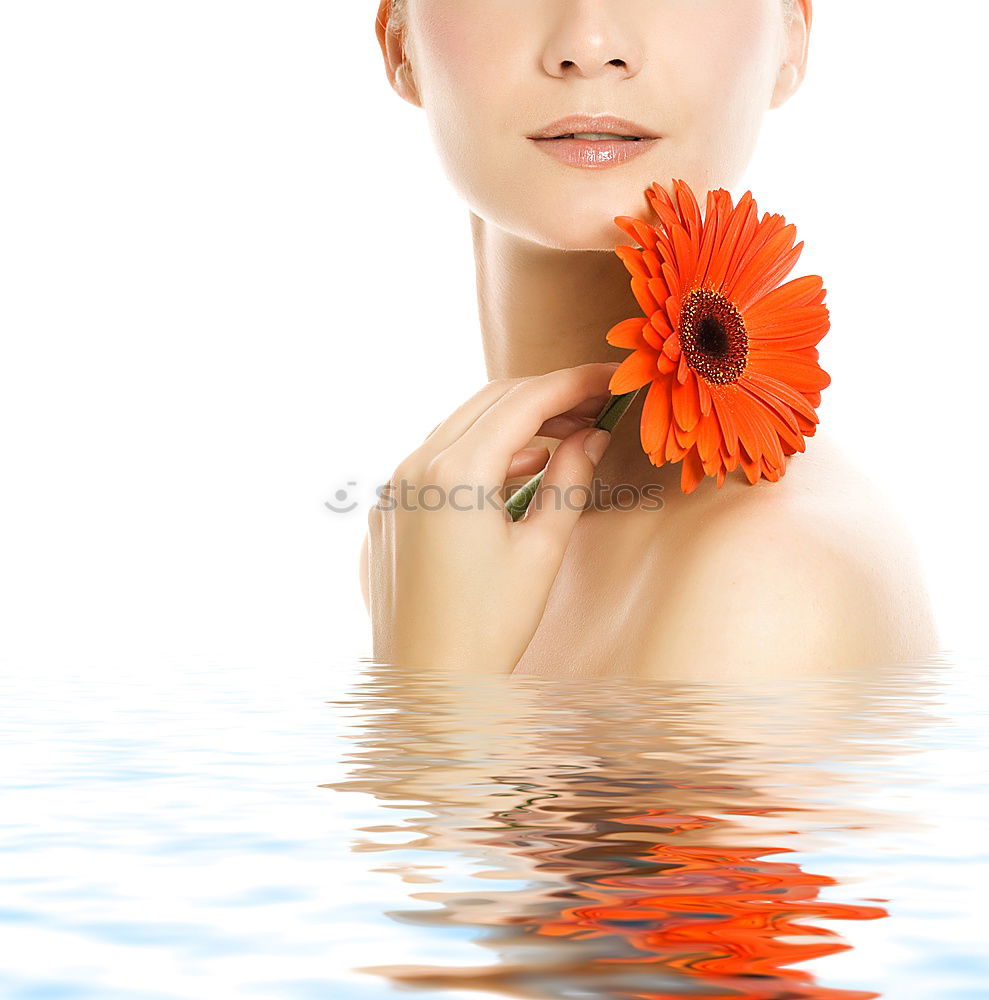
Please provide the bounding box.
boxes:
[606,179,831,493]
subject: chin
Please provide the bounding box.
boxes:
[515,210,639,253]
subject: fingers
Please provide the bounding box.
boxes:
[445,363,621,478]
[562,392,615,420]
[415,378,522,459]
[534,414,596,440]
[533,392,613,439]
[423,384,611,452]
[507,446,551,480]
[520,426,613,546]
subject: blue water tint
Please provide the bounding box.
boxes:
[0,908,45,924]
[0,654,987,999]
[206,885,315,907]
[0,977,180,1000]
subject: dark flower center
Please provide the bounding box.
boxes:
[679,287,748,384]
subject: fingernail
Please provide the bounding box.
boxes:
[583,428,611,464]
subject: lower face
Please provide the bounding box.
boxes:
[405,0,786,250]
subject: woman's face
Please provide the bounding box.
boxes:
[390,0,796,251]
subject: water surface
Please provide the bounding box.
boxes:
[1,653,986,998]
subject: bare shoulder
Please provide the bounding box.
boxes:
[641,436,940,679]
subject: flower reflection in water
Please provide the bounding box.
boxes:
[525,809,885,998]
[326,658,947,999]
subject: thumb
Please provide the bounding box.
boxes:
[522,427,611,542]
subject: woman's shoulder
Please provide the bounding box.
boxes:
[636,432,941,678]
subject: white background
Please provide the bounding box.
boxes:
[1,1,986,675]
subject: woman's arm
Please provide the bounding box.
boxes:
[362,363,619,672]
[360,531,370,616]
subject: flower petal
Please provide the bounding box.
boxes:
[710,388,740,457]
[648,277,671,307]
[747,352,832,393]
[696,189,728,286]
[745,275,825,322]
[640,377,673,454]
[631,218,662,251]
[614,216,653,248]
[700,448,722,477]
[647,449,668,469]
[661,261,681,299]
[642,249,663,278]
[746,303,829,335]
[674,419,698,448]
[665,424,689,462]
[696,376,713,416]
[606,317,651,350]
[649,310,674,340]
[671,223,699,290]
[708,192,756,291]
[737,375,800,434]
[673,178,703,235]
[730,225,799,310]
[743,370,821,425]
[609,349,660,394]
[730,395,765,463]
[631,277,661,315]
[680,447,707,493]
[645,182,680,233]
[665,295,681,330]
[726,212,786,288]
[762,458,784,483]
[695,410,722,463]
[747,304,831,349]
[721,444,741,472]
[739,450,761,485]
[737,242,806,313]
[672,372,701,432]
[614,244,648,280]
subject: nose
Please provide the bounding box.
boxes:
[540,3,644,80]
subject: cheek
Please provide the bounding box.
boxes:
[413,2,506,109]
[411,2,523,194]
[671,8,780,127]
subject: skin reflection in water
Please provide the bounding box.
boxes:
[325,657,947,999]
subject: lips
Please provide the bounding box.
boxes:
[527,114,660,170]
[553,133,642,141]
[530,135,657,170]
[527,114,660,141]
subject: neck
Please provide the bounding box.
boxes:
[470,211,682,491]
[471,211,635,378]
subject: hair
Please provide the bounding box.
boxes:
[388,0,408,33]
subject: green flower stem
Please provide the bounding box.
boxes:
[504,388,642,522]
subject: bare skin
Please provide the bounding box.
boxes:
[364,0,941,676]
[362,384,939,678]
[510,422,939,679]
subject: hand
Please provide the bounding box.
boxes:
[366,363,619,672]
